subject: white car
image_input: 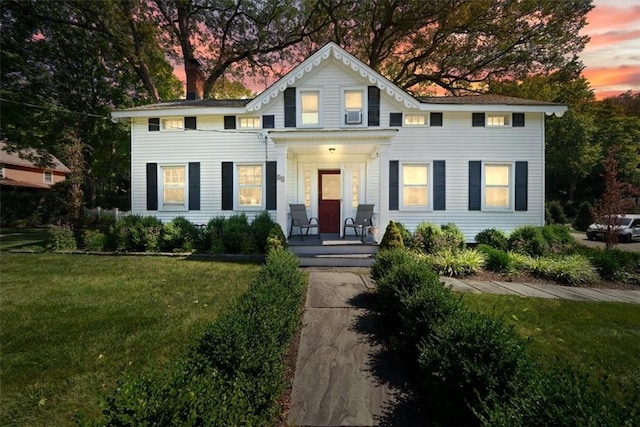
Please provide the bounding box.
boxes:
[586,214,640,243]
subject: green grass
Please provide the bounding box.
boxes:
[0,253,259,426]
[463,294,640,389]
[0,228,49,251]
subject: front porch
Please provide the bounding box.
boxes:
[287,233,379,267]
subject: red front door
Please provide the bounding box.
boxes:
[318,170,341,233]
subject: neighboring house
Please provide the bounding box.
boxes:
[112,42,566,242]
[0,142,70,191]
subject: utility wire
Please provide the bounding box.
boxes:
[0,97,108,119]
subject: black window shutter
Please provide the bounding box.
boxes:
[266,161,277,210]
[515,161,528,211]
[185,116,197,130]
[262,115,275,129]
[146,163,158,210]
[390,112,403,127]
[188,162,200,210]
[389,160,399,211]
[472,113,485,127]
[148,118,160,131]
[224,116,236,129]
[469,161,481,210]
[430,112,443,127]
[368,86,380,126]
[284,87,296,128]
[222,162,234,210]
[433,160,446,210]
[513,113,525,127]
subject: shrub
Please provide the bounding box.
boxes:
[250,211,277,253]
[102,249,305,426]
[47,225,77,251]
[108,215,163,252]
[418,310,534,425]
[83,229,106,251]
[440,223,466,252]
[221,214,252,254]
[529,254,598,285]
[394,222,414,249]
[161,216,200,252]
[413,222,442,254]
[547,200,568,224]
[379,221,404,250]
[265,224,287,254]
[0,192,45,227]
[540,224,575,253]
[477,245,513,273]
[371,247,418,281]
[202,216,226,253]
[574,246,640,283]
[475,228,509,251]
[508,225,549,257]
[427,248,485,277]
[573,201,595,231]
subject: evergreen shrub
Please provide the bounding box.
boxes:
[573,201,595,231]
[161,216,200,252]
[379,220,404,250]
[475,228,509,251]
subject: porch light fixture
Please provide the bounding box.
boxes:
[329,147,336,153]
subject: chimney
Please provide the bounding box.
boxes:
[186,58,204,100]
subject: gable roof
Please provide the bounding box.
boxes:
[0,142,70,173]
[112,43,566,118]
[245,42,421,113]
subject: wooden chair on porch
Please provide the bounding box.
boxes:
[288,204,319,240]
[343,204,374,241]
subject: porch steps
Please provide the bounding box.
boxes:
[288,237,379,267]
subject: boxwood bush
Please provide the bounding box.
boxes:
[474,228,509,251]
[161,216,200,252]
[107,215,163,252]
[101,249,306,426]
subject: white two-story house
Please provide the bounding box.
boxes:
[112,42,566,242]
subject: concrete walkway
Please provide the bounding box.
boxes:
[441,277,640,304]
[289,269,640,427]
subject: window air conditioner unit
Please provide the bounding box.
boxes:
[345,110,362,124]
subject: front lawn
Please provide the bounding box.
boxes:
[0,228,49,251]
[0,253,259,426]
[463,294,640,389]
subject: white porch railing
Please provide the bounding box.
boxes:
[84,207,131,221]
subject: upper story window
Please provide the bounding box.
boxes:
[402,164,429,208]
[484,164,511,209]
[239,117,261,129]
[404,114,427,126]
[300,90,320,126]
[487,114,509,127]
[161,165,186,209]
[43,171,53,184]
[162,118,183,131]
[0,165,5,179]
[343,89,364,125]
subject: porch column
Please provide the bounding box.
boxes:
[276,145,288,234]
[377,144,390,241]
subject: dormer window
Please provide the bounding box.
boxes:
[343,89,364,125]
[300,90,320,126]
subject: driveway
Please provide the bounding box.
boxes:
[570,232,640,252]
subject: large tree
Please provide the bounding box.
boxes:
[313,0,593,95]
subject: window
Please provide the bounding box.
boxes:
[161,166,186,209]
[484,164,511,209]
[300,91,320,126]
[162,118,183,131]
[238,164,263,207]
[238,117,261,128]
[487,114,510,127]
[352,169,360,208]
[43,171,53,184]
[402,164,429,208]
[343,89,363,125]
[0,165,5,179]
[404,114,426,126]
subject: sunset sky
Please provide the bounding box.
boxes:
[581,0,640,99]
[174,1,640,100]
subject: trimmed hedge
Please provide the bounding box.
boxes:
[371,247,639,425]
[101,249,306,426]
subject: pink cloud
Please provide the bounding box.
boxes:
[583,65,640,87]
[585,5,640,32]
[588,29,640,48]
